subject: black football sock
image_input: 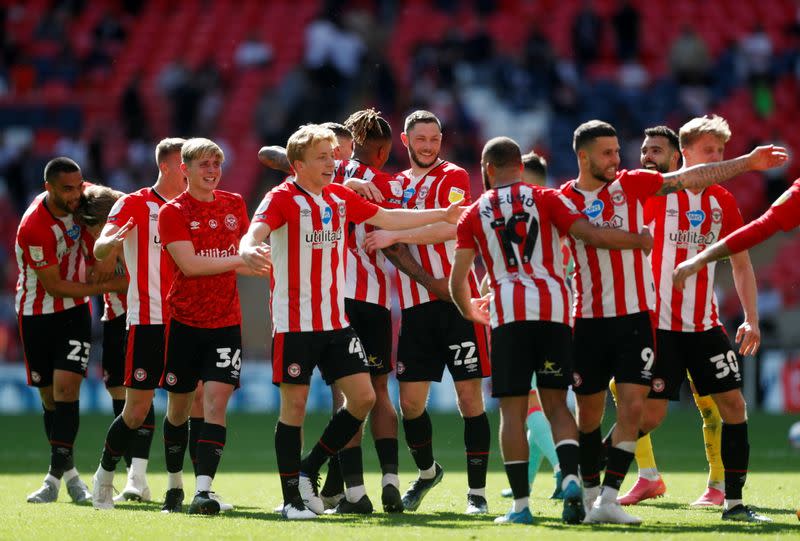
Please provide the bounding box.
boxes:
[275,422,302,504]
[130,404,155,461]
[110,399,131,468]
[42,403,54,442]
[163,418,188,474]
[50,401,80,479]
[321,454,345,496]
[555,439,580,481]
[374,437,399,476]
[189,417,205,477]
[301,409,363,477]
[100,415,134,472]
[338,446,364,490]
[403,409,434,471]
[196,423,226,480]
[505,462,530,499]
[602,445,635,491]
[721,422,749,501]
[464,412,490,489]
[579,428,602,489]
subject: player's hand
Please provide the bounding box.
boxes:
[364,230,397,253]
[345,178,384,203]
[672,258,702,289]
[111,218,134,245]
[746,145,789,171]
[443,202,466,224]
[468,295,490,326]
[735,320,761,356]
[89,254,118,283]
[241,244,272,274]
[639,229,653,255]
[425,277,452,302]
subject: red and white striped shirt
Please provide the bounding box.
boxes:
[560,169,663,319]
[393,160,474,309]
[15,193,91,316]
[106,187,175,326]
[334,160,399,309]
[646,185,743,332]
[254,181,379,333]
[456,183,582,328]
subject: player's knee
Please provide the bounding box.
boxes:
[399,395,424,418]
[347,386,376,417]
[456,392,484,418]
[714,392,746,423]
[53,381,80,402]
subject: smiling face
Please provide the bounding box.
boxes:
[293,139,336,191]
[402,121,442,170]
[640,135,679,173]
[46,170,84,216]
[581,136,620,183]
[181,152,223,196]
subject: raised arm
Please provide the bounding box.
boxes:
[366,203,463,230]
[381,243,451,301]
[364,222,456,253]
[655,145,788,196]
[257,146,291,173]
[568,219,653,253]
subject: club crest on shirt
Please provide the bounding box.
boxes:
[711,207,723,224]
[225,213,238,231]
[209,219,218,229]
[321,206,332,225]
[338,202,346,217]
[583,199,604,220]
[686,209,705,228]
[29,246,44,262]
[448,187,465,204]
[389,180,403,198]
[418,186,430,200]
[610,190,627,206]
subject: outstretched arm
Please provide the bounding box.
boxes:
[364,222,456,253]
[672,241,731,289]
[382,243,451,301]
[257,146,291,173]
[568,219,653,253]
[655,145,788,196]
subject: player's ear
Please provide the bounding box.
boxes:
[400,132,409,148]
[179,162,188,175]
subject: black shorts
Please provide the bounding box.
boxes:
[396,301,490,383]
[162,319,242,393]
[491,320,573,397]
[572,311,655,395]
[19,304,91,387]
[345,298,392,376]
[272,326,370,386]
[124,324,166,390]
[101,315,127,388]
[649,327,742,399]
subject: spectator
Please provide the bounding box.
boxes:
[572,0,603,67]
[612,0,640,61]
[739,24,773,83]
[669,26,711,85]
[234,32,274,69]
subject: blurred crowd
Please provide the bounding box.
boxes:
[1,0,799,361]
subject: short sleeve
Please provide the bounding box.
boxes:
[18,223,58,269]
[543,189,583,235]
[437,168,471,208]
[455,203,479,250]
[372,172,401,210]
[106,195,132,226]
[643,197,659,226]
[237,196,251,236]
[719,192,745,238]
[621,169,664,202]
[158,203,191,246]
[339,185,379,224]
[253,190,288,231]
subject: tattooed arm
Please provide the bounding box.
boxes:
[257,145,291,173]
[655,145,788,196]
[381,243,452,302]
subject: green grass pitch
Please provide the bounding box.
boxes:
[1,410,798,540]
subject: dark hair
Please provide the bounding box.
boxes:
[644,126,679,152]
[572,120,617,153]
[43,157,80,184]
[344,109,391,146]
[403,110,441,133]
[482,137,522,168]
[320,122,353,140]
[521,151,547,178]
